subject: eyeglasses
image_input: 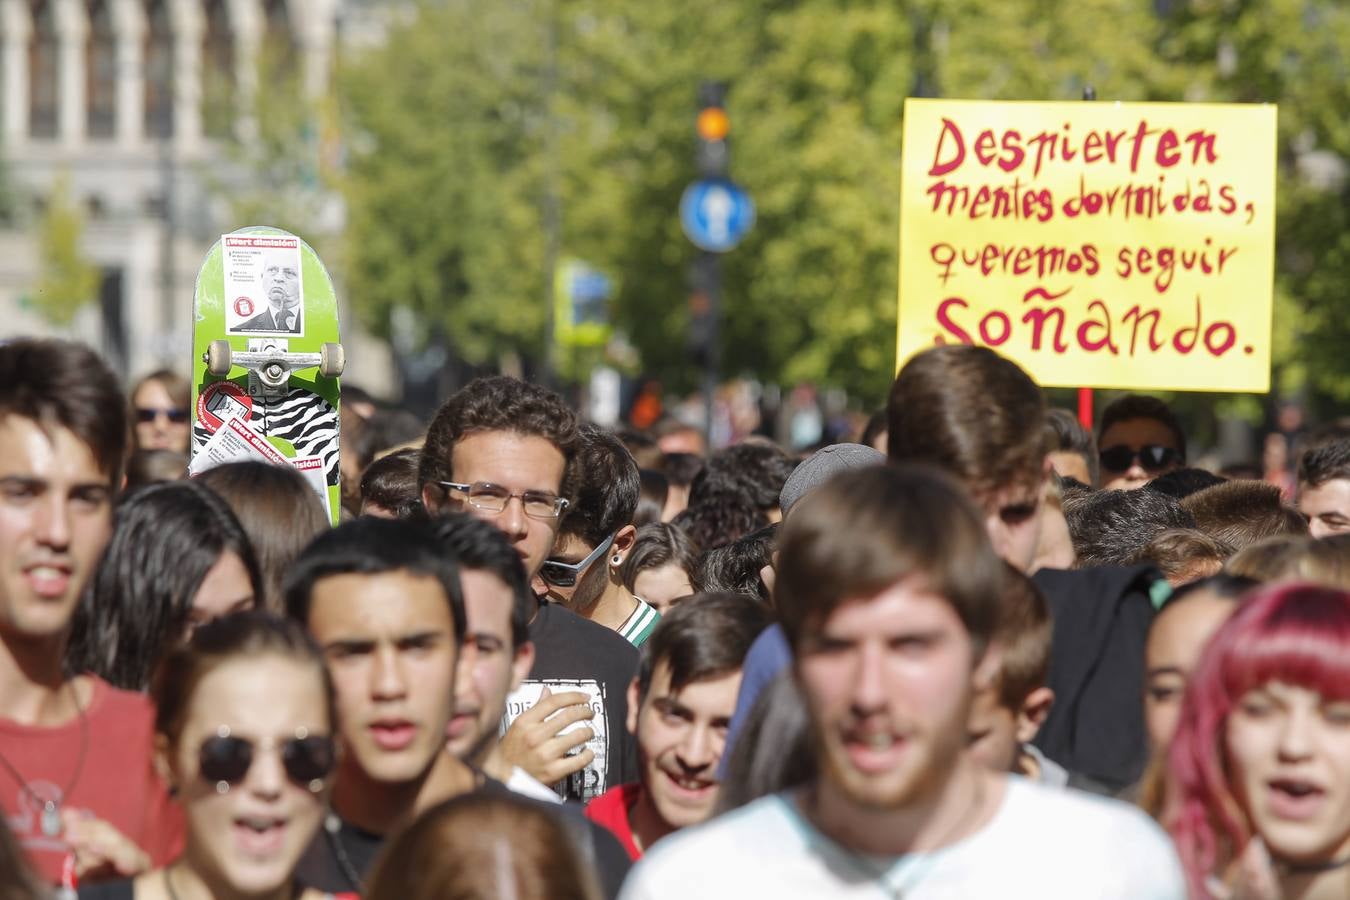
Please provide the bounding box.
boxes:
[1098,444,1181,473]
[437,481,568,520]
[539,534,616,588]
[198,726,336,794]
[136,407,189,424]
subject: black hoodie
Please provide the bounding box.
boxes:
[1031,563,1164,793]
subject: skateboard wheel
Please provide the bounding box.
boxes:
[205,340,233,376]
[319,342,345,378]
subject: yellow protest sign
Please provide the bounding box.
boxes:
[897,99,1277,393]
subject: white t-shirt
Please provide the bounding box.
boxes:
[619,777,1186,900]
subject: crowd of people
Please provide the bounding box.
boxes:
[1,334,1348,899]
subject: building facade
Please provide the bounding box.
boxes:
[0,0,391,387]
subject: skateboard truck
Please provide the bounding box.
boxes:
[204,340,345,398]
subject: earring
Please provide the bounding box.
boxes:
[215,781,230,795]
[612,555,622,565]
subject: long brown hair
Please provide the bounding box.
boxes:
[195,461,330,613]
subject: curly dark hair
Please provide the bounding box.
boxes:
[693,524,776,603]
[671,442,795,550]
[418,376,578,497]
[672,470,764,551]
[1063,487,1196,568]
[708,442,797,513]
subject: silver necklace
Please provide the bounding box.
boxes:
[0,680,89,837]
[324,813,365,892]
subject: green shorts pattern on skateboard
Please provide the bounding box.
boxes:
[189,226,343,524]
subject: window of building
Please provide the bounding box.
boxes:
[143,0,172,137]
[202,0,234,138]
[86,0,116,137]
[262,0,297,77]
[28,0,58,138]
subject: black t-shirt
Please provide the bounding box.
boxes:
[505,601,641,804]
[294,776,631,898]
[78,880,134,900]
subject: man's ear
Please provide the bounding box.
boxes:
[611,524,638,566]
[421,482,443,514]
[1016,686,1055,744]
[510,641,536,691]
[626,677,641,736]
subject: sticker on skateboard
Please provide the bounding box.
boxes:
[223,234,306,336]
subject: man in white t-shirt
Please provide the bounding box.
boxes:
[621,465,1185,900]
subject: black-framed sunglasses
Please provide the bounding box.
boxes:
[135,407,189,424]
[1099,444,1181,473]
[198,726,336,794]
[539,534,616,588]
[437,481,568,520]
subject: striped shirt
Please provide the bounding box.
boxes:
[617,598,661,647]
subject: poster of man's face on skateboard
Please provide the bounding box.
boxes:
[223,234,305,336]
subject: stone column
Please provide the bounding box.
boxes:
[0,0,31,145]
[294,0,337,100]
[54,0,87,146]
[168,0,203,150]
[111,0,145,146]
[226,0,262,142]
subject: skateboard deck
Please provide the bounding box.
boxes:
[188,226,344,524]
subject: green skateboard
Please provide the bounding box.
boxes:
[188,226,344,524]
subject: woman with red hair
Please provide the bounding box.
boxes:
[1165,583,1350,900]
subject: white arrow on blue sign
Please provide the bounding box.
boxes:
[680,178,755,253]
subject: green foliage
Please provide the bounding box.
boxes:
[32,176,98,327]
[1143,0,1350,419]
[200,42,337,250]
[335,0,1350,412]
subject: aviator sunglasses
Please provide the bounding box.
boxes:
[1098,444,1181,473]
[198,726,336,794]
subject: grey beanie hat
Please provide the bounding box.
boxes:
[779,442,886,515]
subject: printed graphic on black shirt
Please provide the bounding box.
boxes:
[502,678,609,803]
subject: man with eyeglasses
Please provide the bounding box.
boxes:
[1095,394,1186,490]
[419,376,640,804]
[539,426,660,648]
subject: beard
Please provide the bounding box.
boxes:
[809,701,972,812]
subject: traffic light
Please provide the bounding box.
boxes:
[696,81,729,177]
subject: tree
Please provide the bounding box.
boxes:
[32,176,99,327]
[199,43,338,248]
[335,0,1350,416]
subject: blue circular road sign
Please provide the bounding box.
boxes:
[680,179,756,253]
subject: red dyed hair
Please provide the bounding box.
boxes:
[1164,582,1350,899]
